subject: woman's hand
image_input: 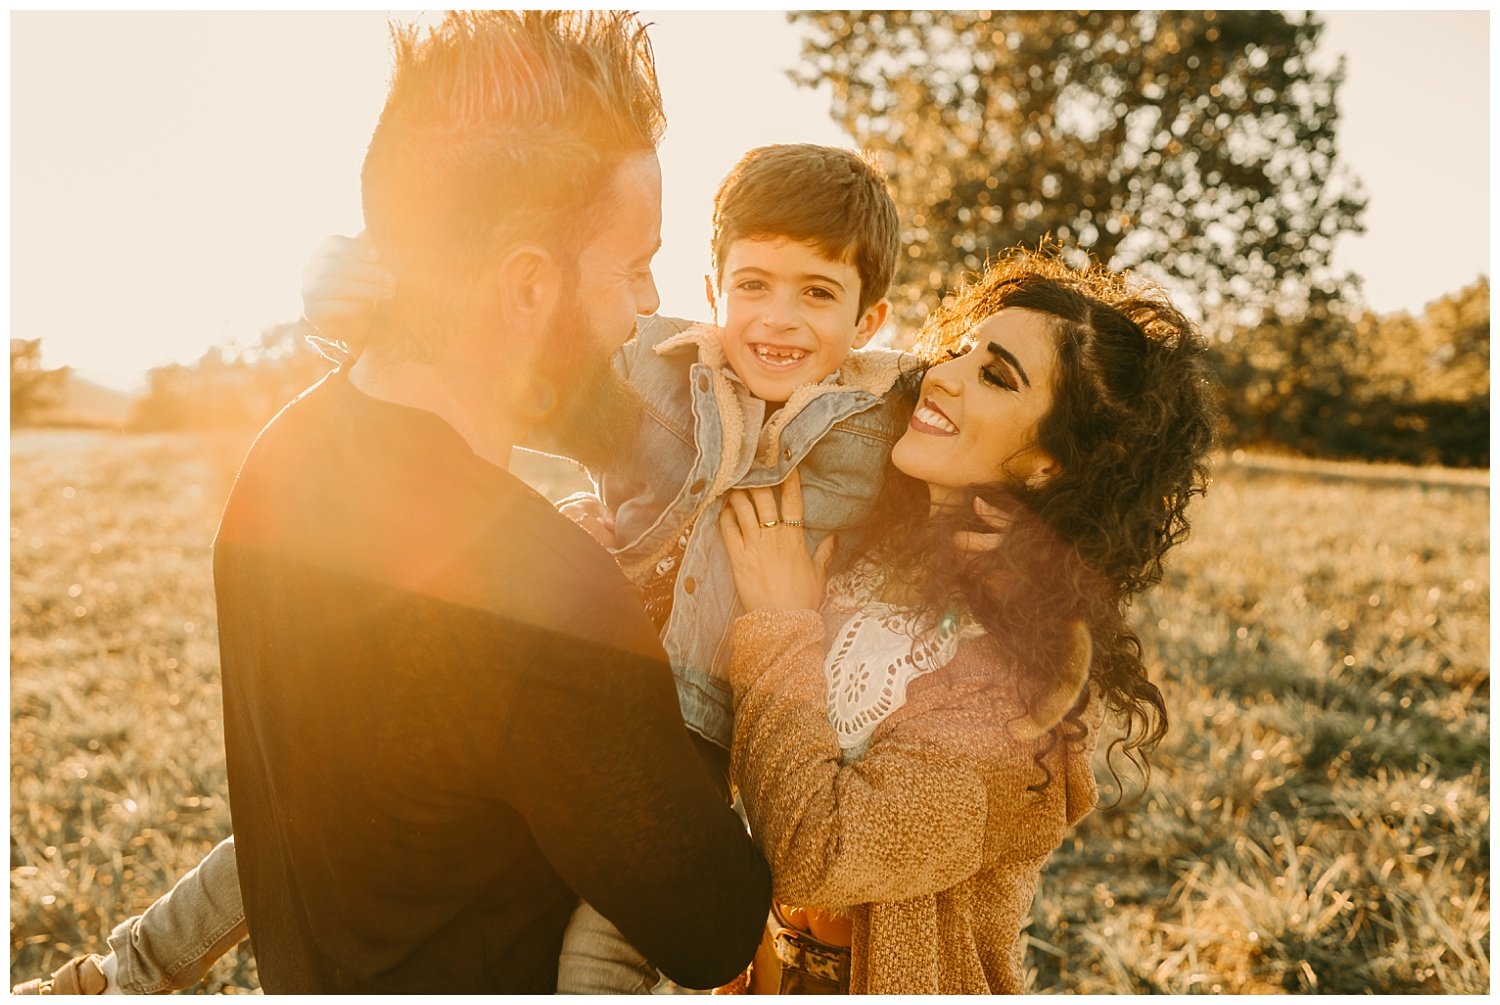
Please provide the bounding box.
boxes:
[952,494,1013,556]
[300,233,394,338]
[556,492,617,549]
[718,469,836,613]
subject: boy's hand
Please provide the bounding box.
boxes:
[300,233,394,338]
[718,469,835,613]
[557,492,617,549]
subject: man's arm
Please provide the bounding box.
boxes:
[495,618,770,990]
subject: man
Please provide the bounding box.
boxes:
[213,12,768,993]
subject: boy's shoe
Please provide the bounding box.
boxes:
[12,953,109,994]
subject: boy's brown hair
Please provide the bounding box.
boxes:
[710,145,899,315]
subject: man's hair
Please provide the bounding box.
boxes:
[358,11,665,357]
[710,145,899,315]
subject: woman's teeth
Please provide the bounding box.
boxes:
[754,344,808,367]
[913,402,958,433]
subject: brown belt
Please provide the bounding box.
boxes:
[746,903,851,994]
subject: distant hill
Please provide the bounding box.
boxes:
[37,372,136,428]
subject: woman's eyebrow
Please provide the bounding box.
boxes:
[986,341,1031,387]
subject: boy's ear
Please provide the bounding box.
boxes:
[851,298,890,349]
[491,243,562,331]
[704,274,718,324]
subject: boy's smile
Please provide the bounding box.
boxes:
[716,237,888,405]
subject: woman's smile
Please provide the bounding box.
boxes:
[909,398,959,435]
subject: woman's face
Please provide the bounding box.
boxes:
[890,308,1061,509]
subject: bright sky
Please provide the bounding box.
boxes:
[8,10,1491,392]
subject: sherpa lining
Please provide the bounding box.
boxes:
[618,324,748,581]
[619,323,911,582]
[654,323,910,465]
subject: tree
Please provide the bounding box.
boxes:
[129,322,335,431]
[1213,280,1489,466]
[10,339,69,425]
[789,10,1366,327]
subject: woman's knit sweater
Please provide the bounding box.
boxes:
[728,608,1100,994]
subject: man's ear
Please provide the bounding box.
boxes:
[704,274,718,324]
[492,243,562,331]
[851,298,890,350]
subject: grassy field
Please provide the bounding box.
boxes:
[10,430,1490,993]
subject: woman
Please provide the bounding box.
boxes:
[14,251,1215,995]
[712,249,1216,993]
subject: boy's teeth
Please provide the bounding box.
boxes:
[754,345,807,364]
[915,404,958,433]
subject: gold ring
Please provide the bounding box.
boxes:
[782,519,804,528]
[762,519,779,528]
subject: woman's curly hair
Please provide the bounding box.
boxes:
[857,249,1220,787]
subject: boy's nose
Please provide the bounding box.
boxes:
[759,291,798,330]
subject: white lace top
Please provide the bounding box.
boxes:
[822,564,985,761]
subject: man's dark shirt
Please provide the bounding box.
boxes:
[213,368,770,993]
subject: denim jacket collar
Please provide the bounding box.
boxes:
[654,321,910,466]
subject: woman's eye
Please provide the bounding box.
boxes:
[980,365,1017,391]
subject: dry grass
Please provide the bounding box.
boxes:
[10,430,1490,993]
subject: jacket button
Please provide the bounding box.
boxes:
[684,577,697,594]
[690,479,705,494]
[697,375,709,392]
[783,447,793,461]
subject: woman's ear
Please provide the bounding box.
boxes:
[1024,452,1062,489]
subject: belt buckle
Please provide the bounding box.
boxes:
[771,923,850,988]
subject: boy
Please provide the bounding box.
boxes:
[20,144,920,995]
[591,144,915,767]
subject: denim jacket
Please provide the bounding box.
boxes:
[601,314,921,750]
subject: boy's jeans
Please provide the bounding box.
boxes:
[106,837,248,993]
[555,902,660,994]
[104,836,657,993]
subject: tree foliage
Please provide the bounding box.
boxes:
[789,10,1366,326]
[129,323,334,431]
[1213,279,1489,466]
[10,338,70,425]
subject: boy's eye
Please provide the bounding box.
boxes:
[806,286,836,300]
[735,279,767,292]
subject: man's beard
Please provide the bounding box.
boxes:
[522,292,643,473]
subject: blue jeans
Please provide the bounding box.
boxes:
[106,836,248,993]
[106,835,660,993]
[555,901,661,993]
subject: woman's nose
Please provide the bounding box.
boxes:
[925,356,963,396]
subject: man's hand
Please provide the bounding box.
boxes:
[300,233,394,341]
[557,493,617,549]
[718,469,835,613]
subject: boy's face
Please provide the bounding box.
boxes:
[715,237,888,405]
